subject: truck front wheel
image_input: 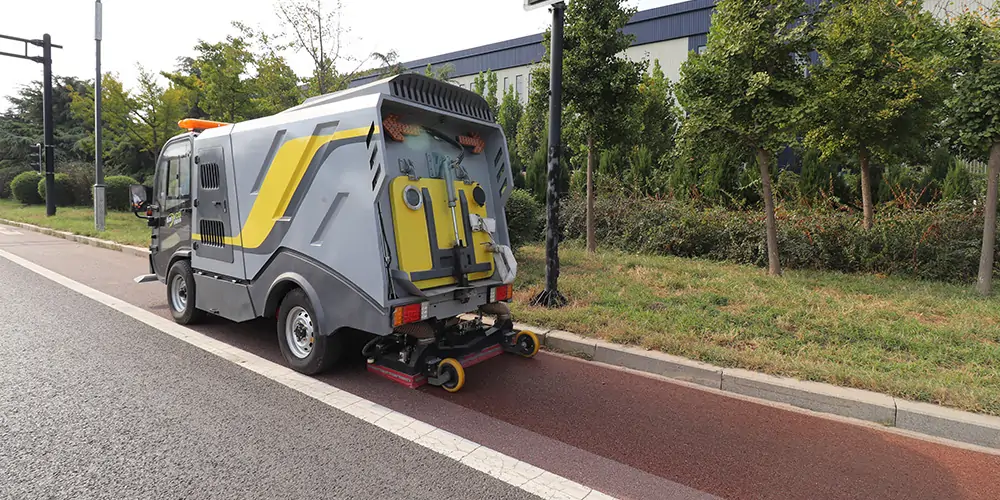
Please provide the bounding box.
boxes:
[167,260,205,325]
[277,288,342,375]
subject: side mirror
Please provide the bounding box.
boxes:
[129,184,148,208]
[130,184,154,219]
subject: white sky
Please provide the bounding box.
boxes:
[0,0,680,112]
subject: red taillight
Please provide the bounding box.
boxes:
[393,302,428,327]
[490,284,512,303]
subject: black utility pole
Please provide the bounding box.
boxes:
[0,33,63,216]
[42,34,55,216]
[530,1,568,308]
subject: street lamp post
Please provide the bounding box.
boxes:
[94,0,106,231]
[525,0,568,308]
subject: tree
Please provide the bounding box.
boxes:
[516,64,551,172]
[69,69,190,178]
[276,0,354,95]
[562,0,646,253]
[0,77,90,171]
[423,63,456,82]
[805,0,945,230]
[163,30,302,124]
[944,10,1000,295]
[193,37,260,122]
[632,58,680,196]
[497,83,524,186]
[472,70,499,116]
[235,22,305,115]
[635,59,679,163]
[676,0,815,276]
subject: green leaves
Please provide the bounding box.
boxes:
[471,70,500,117]
[562,0,646,148]
[945,10,1000,155]
[676,0,813,154]
[806,0,945,164]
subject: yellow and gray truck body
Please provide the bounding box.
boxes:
[133,74,538,392]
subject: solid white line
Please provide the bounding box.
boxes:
[0,248,615,500]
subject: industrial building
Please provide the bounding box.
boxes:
[350,0,714,99]
[349,0,985,102]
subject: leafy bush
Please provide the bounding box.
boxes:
[37,173,74,206]
[775,170,801,204]
[10,171,43,205]
[569,168,587,196]
[943,162,974,203]
[105,175,138,211]
[562,191,991,283]
[505,188,543,249]
[798,148,851,205]
[59,162,95,206]
[0,166,29,199]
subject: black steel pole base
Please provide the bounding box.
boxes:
[529,289,567,308]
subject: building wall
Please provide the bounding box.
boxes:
[925,0,995,17]
[445,35,694,106]
[624,37,693,84]
[349,0,715,93]
[450,66,540,105]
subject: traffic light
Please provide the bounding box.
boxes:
[28,143,42,172]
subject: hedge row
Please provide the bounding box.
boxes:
[7,163,136,211]
[554,192,992,283]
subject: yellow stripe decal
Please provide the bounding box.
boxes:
[192,125,376,250]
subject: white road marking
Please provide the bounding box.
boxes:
[0,227,22,235]
[0,248,616,500]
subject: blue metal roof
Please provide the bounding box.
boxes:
[350,0,716,87]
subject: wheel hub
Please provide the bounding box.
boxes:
[284,306,314,359]
[170,274,188,312]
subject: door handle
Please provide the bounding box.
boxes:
[213,200,229,213]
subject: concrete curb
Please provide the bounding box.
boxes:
[0,218,150,259]
[4,219,999,450]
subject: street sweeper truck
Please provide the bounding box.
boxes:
[129,73,536,392]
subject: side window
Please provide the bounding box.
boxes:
[157,140,192,211]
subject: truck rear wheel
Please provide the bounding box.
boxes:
[167,260,206,325]
[277,288,342,375]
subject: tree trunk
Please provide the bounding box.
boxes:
[756,148,782,276]
[586,134,596,254]
[860,148,874,230]
[977,142,1000,296]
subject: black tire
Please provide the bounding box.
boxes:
[166,260,206,325]
[277,288,342,375]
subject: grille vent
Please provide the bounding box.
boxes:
[199,219,225,247]
[200,163,220,189]
[389,74,494,122]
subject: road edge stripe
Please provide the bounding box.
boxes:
[0,248,616,500]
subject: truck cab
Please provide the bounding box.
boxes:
[140,133,196,282]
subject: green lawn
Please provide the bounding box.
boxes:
[0,199,150,247]
[511,243,1000,416]
[2,198,997,416]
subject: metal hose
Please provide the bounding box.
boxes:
[479,302,512,323]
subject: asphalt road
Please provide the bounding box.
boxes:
[1,226,999,500]
[0,257,537,500]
